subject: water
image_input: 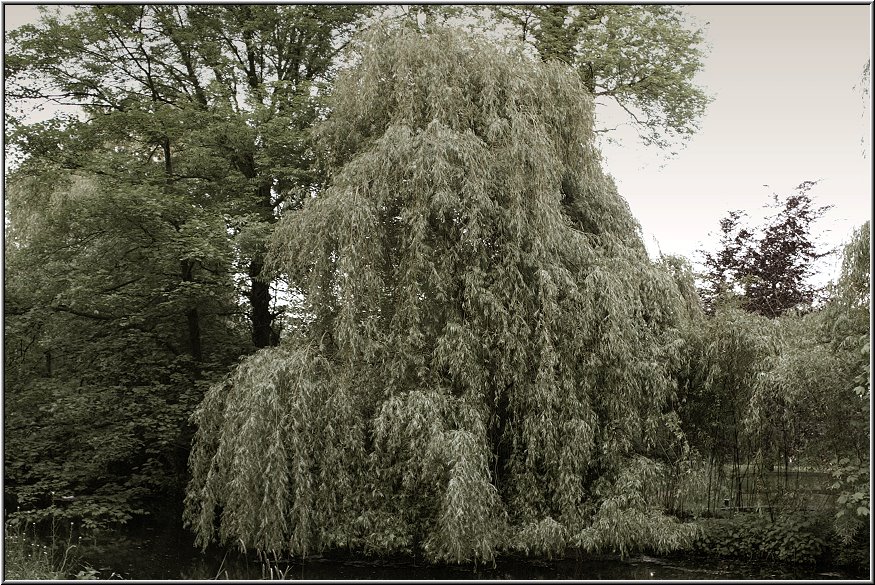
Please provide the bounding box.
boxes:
[75,525,865,580]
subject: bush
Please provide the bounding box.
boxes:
[830,524,869,574]
[691,511,829,564]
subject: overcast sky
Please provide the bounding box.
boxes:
[599,4,871,283]
[4,3,872,284]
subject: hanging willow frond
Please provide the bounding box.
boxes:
[187,25,696,562]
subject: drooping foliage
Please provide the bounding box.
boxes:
[676,304,779,511]
[185,26,697,563]
[183,345,367,555]
[374,5,711,151]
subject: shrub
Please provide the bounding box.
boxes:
[692,511,829,564]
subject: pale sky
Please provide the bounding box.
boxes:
[4,3,873,284]
[599,4,872,283]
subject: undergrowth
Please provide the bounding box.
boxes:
[4,515,98,580]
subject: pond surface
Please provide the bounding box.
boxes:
[76,523,864,581]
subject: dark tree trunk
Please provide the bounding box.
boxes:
[181,259,203,362]
[490,383,513,493]
[244,167,279,349]
[249,258,273,348]
[164,136,203,363]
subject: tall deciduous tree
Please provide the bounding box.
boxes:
[4,4,368,524]
[490,4,711,150]
[3,169,247,525]
[185,26,696,563]
[6,4,369,349]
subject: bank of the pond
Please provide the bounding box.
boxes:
[69,523,867,581]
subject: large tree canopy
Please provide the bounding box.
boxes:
[184,26,696,563]
[5,4,369,349]
[489,4,711,150]
[3,3,368,526]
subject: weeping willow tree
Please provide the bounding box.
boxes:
[184,26,696,563]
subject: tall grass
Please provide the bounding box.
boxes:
[4,515,95,580]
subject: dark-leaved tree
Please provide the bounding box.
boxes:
[698,181,832,318]
[742,181,832,317]
[697,210,753,314]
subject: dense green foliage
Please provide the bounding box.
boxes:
[675,306,779,511]
[184,27,697,563]
[4,171,244,526]
[366,5,711,151]
[490,4,711,149]
[681,219,869,540]
[6,4,369,348]
[4,4,367,527]
[4,5,711,532]
[688,505,867,573]
[692,511,830,564]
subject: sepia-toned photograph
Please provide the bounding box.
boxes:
[3,2,871,581]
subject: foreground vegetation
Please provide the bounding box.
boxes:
[3,517,98,580]
[4,5,869,576]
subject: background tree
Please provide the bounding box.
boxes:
[854,59,870,158]
[4,4,369,526]
[185,25,697,564]
[490,4,711,150]
[690,190,867,530]
[5,4,369,349]
[677,306,778,512]
[740,221,869,550]
[697,181,832,318]
[3,170,246,526]
[742,181,833,317]
[697,210,753,314]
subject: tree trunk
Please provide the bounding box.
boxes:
[706,451,714,515]
[181,259,203,362]
[249,257,273,348]
[165,137,203,363]
[490,382,513,493]
[240,153,280,348]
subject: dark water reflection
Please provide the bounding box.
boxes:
[79,525,862,580]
